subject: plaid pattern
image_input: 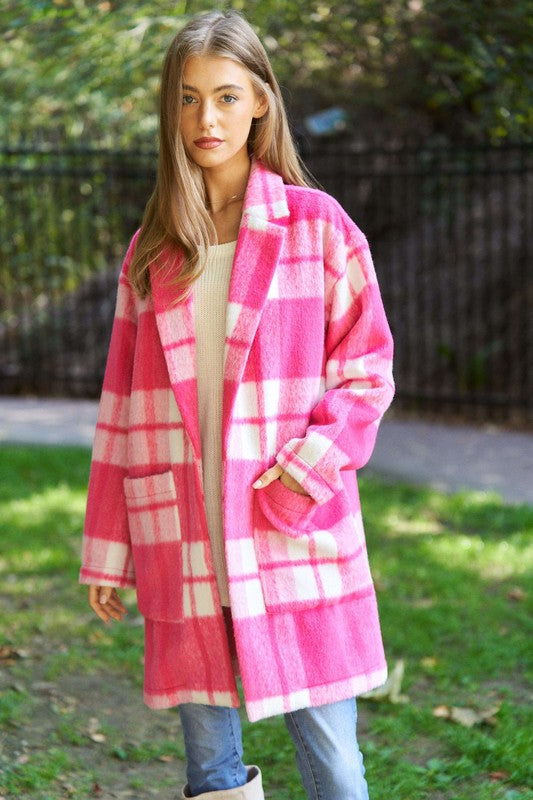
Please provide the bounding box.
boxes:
[81,160,394,722]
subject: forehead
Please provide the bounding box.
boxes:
[182,55,253,90]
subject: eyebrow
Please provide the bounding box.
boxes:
[182,83,245,93]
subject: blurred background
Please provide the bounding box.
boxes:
[0,0,531,424]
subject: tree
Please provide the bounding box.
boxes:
[1,0,531,146]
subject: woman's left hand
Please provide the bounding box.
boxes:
[253,463,310,495]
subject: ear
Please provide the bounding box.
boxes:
[253,91,269,119]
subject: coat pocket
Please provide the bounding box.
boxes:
[253,480,373,613]
[123,470,183,622]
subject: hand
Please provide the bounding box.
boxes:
[253,463,310,496]
[88,586,127,624]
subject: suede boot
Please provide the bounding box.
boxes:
[181,765,263,799]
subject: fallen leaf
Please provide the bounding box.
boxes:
[489,771,510,782]
[158,754,174,762]
[91,782,103,797]
[360,660,409,703]
[420,656,438,668]
[507,587,526,602]
[88,717,107,743]
[0,646,29,665]
[433,704,501,727]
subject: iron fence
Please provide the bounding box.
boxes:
[0,141,531,424]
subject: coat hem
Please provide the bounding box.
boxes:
[143,686,241,711]
[244,664,388,722]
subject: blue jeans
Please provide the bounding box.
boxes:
[178,697,369,799]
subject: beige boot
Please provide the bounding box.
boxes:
[181,766,264,800]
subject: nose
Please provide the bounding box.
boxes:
[199,100,216,131]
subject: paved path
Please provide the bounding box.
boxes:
[1,397,531,506]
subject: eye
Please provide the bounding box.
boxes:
[182,94,196,105]
[221,94,238,104]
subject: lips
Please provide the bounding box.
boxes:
[194,137,223,149]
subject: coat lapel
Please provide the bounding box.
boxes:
[150,160,290,460]
[222,161,289,437]
[150,253,201,459]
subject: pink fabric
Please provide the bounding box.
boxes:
[80,160,394,722]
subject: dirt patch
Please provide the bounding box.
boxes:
[0,656,186,800]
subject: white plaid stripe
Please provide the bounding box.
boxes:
[226,538,258,576]
[183,581,217,618]
[227,421,262,460]
[126,504,181,545]
[115,275,137,323]
[97,390,129,427]
[123,471,181,545]
[229,577,267,618]
[81,538,134,579]
[93,427,128,466]
[182,541,210,578]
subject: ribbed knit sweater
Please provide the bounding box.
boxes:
[193,240,237,607]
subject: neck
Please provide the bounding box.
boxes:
[203,154,251,213]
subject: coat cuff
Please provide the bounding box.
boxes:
[79,566,136,589]
[276,439,335,505]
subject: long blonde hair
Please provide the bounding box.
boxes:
[128,10,313,300]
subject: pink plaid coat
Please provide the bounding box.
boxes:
[80,159,394,722]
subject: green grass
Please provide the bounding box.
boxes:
[0,444,532,799]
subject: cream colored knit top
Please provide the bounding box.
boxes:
[194,240,237,607]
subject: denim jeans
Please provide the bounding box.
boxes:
[178,697,369,799]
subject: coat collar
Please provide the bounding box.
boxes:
[150,160,290,460]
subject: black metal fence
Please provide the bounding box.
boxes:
[1,141,531,424]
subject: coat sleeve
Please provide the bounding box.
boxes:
[275,215,394,505]
[79,231,140,588]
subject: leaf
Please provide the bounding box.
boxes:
[489,771,510,782]
[433,704,501,727]
[360,659,409,703]
[88,717,107,743]
[0,646,30,664]
[507,587,526,602]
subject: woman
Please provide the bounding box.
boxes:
[80,10,394,800]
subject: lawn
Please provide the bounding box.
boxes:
[0,445,531,800]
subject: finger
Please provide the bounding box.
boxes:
[89,598,111,623]
[104,595,127,618]
[99,590,127,621]
[253,463,283,489]
[106,590,127,612]
[88,586,123,623]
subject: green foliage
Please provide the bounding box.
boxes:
[1,0,531,145]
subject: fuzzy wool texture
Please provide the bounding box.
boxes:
[80,160,395,722]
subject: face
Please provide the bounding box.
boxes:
[179,55,268,172]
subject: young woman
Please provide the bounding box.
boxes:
[80,10,394,800]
